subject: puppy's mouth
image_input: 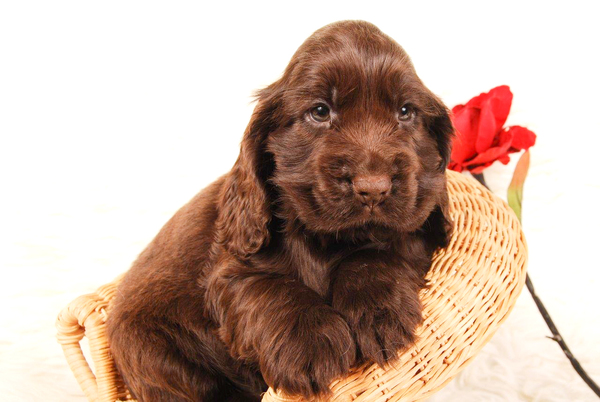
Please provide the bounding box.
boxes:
[304,173,422,234]
[356,201,382,216]
[354,202,391,224]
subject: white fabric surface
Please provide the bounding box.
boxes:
[1,1,599,401]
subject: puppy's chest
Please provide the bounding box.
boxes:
[262,234,398,299]
[293,249,334,298]
[284,240,368,300]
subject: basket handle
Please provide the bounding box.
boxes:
[56,290,123,402]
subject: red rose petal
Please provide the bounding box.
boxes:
[497,127,514,148]
[447,161,463,172]
[451,104,465,115]
[498,154,511,164]
[475,86,513,153]
[506,125,537,151]
[464,133,513,167]
[450,106,480,164]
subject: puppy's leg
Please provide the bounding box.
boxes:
[108,316,251,402]
[207,259,356,399]
[331,248,427,368]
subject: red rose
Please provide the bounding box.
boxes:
[448,85,536,173]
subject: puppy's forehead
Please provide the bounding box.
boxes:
[287,21,419,104]
[296,20,410,65]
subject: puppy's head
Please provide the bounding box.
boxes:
[217,21,453,258]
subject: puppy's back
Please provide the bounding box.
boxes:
[106,177,228,398]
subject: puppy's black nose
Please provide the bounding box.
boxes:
[352,175,392,208]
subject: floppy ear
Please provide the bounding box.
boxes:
[426,95,455,172]
[422,186,453,252]
[420,93,454,251]
[215,83,283,259]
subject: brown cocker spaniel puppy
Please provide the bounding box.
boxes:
[107,20,454,402]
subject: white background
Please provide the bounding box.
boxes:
[1,1,599,401]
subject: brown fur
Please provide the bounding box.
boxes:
[107,20,454,401]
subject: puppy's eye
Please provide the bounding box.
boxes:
[398,105,415,122]
[310,104,331,123]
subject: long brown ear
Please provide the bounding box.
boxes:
[215,84,283,259]
[425,94,455,172]
[422,181,453,252]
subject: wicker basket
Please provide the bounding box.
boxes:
[56,170,528,402]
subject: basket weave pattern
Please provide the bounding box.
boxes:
[56,171,527,402]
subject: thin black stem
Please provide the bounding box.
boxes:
[475,172,600,398]
[526,275,600,397]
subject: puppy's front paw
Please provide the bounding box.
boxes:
[260,305,356,398]
[333,268,423,368]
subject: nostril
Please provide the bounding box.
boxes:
[352,174,392,206]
